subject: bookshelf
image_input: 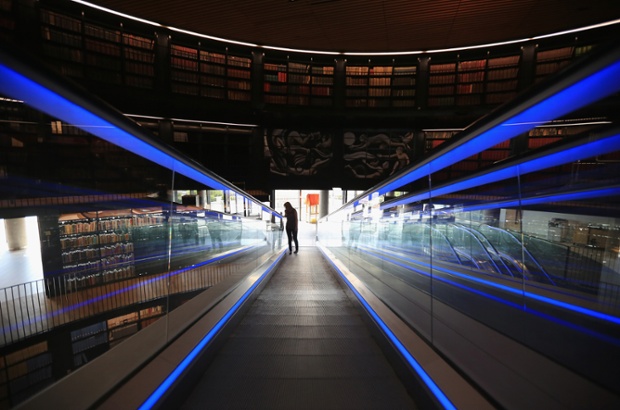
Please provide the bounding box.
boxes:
[310,64,334,106]
[264,59,334,106]
[392,65,417,107]
[57,212,135,291]
[0,342,53,407]
[535,46,575,83]
[107,312,139,347]
[170,43,250,100]
[477,140,511,167]
[82,22,122,85]
[485,54,519,104]
[226,54,252,101]
[424,130,459,151]
[122,33,155,89]
[200,51,227,99]
[456,59,486,106]
[71,321,108,367]
[345,65,369,107]
[287,62,310,105]
[0,0,14,43]
[40,8,155,89]
[428,62,456,107]
[70,305,164,368]
[368,66,392,107]
[264,61,288,104]
[170,44,201,96]
[40,9,85,79]
[345,63,395,107]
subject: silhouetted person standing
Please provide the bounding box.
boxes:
[283,202,299,254]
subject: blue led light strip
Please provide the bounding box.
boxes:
[139,250,286,410]
[0,62,281,219]
[1,246,255,334]
[368,246,620,326]
[318,247,457,410]
[383,134,620,209]
[370,58,620,198]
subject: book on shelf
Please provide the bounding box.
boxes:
[170,44,198,59]
[429,74,456,85]
[394,66,416,75]
[288,62,309,73]
[312,66,334,75]
[458,71,485,83]
[536,47,574,62]
[458,60,486,71]
[346,77,368,86]
[265,63,287,71]
[368,88,390,97]
[200,52,226,65]
[369,66,392,75]
[228,68,251,79]
[369,77,391,86]
[227,90,251,101]
[122,34,154,50]
[265,95,287,104]
[227,55,251,68]
[487,55,519,68]
[486,80,517,92]
[393,89,415,97]
[201,65,226,75]
[430,63,456,73]
[312,76,333,85]
[393,77,415,86]
[486,68,518,81]
[346,66,369,75]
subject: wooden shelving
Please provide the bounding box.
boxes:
[485,54,519,105]
[392,65,416,107]
[264,59,334,106]
[428,62,456,107]
[535,46,575,82]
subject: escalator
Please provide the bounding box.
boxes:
[177,247,419,409]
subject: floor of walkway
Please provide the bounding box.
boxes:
[180,247,417,409]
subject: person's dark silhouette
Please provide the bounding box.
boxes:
[283,202,299,254]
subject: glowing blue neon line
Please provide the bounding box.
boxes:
[319,248,457,409]
[139,250,285,409]
[460,186,620,213]
[368,246,620,325]
[376,60,620,196]
[366,247,619,345]
[384,130,620,209]
[0,63,281,218]
[1,247,254,333]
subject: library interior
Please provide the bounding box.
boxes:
[1,1,620,409]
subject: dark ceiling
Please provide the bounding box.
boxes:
[86,0,620,53]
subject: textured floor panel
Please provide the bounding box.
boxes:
[238,313,363,327]
[217,337,385,357]
[181,248,416,409]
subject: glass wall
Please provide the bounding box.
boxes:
[0,48,283,407]
[317,44,620,404]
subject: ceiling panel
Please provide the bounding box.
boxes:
[84,0,620,52]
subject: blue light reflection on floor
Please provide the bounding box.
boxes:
[365,246,620,327]
[318,247,457,410]
[138,250,285,410]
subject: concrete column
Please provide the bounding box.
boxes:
[199,190,208,209]
[4,217,28,250]
[319,190,329,219]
